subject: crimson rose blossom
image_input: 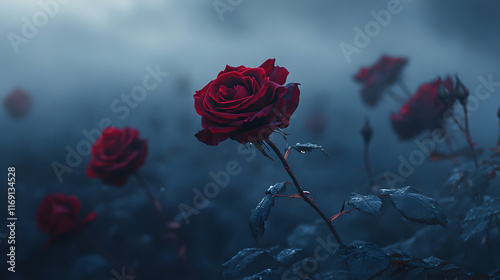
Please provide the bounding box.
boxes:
[36,193,97,248]
[4,88,31,118]
[194,59,300,145]
[87,127,148,186]
[354,55,407,107]
[390,77,455,140]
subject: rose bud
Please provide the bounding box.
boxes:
[453,76,470,106]
[36,193,97,248]
[361,117,373,144]
[436,78,452,105]
[87,127,148,186]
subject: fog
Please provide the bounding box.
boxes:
[1,1,500,279]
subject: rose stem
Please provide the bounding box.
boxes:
[398,80,412,97]
[461,103,479,168]
[264,139,343,245]
[364,141,374,190]
[493,118,500,157]
[449,111,477,164]
[386,89,406,104]
[83,231,113,263]
[361,118,374,190]
[444,132,459,165]
[445,132,454,154]
[135,172,164,214]
[135,173,186,258]
[449,112,466,134]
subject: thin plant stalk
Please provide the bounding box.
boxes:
[493,119,500,157]
[364,142,374,189]
[444,132,459,165]
[386,89,406,104]
[135,172,164,214]
[264,139,343,245]
[83,231,113,263]
[398,80,412,97]
[462,104,479,168]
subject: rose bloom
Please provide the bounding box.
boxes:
[194,59,300,145]
[4,88,31,118]
[87,127,148,186]
[354,55,407,107]
[36,193,97,248]
[390,77,455,140]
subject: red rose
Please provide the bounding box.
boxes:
[354,55,407,107]
[4,88,31,118]
[194,59,300,145]
[87,127,148,186]
[36,193,97,248]
[390,77,455,140]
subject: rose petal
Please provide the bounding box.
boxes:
[195,128,231,146]
[390,77,454,140]
[280,83,300,127]
[217,64,248,77]
[194,59,300,145]
[354,55,407,107]
[259,59,289,85]
[36,193,96,248]
[86,127,148,186]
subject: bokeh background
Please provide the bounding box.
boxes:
[1,0,500,279]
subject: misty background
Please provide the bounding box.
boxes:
[1,0,500,279]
